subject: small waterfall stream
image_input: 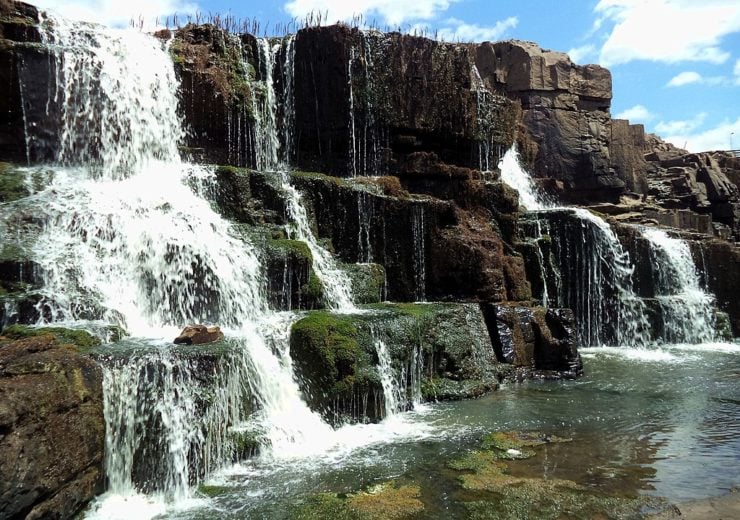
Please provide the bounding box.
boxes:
[250,37,356,311]
[503,146,721,347]
[642,228,717,343]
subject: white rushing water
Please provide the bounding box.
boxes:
[642,228,716,343]
[17,18,346,512]
[373,336,401,417]
[498,145,546,210]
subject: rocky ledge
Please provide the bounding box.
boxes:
[0,328,104,519]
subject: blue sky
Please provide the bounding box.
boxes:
[38,0,740,152]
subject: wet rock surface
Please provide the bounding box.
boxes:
[174,324,225,345]
[0,332,104,519]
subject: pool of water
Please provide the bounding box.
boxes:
[87,341,740,519]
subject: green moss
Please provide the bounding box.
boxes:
[291,171,349,187]
[0,163,29,202]
[214,165,247,177]
[1,324,101,351]
[301,271,324,303]
[365,302,448,319]
[197,484,232,498]
[290,311,377,412]
[345,263,385,305]
[268,239,313,262]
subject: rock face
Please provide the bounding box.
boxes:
[695,239,740,335]
[174,324,225,345]
[0,333,104,519]
[474,40,620,202]
[481,304,582,377]
[289,303,510,424]
[291,171,529,303]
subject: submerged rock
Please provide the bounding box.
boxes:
[0,334,104,519]
[173,324,225,345]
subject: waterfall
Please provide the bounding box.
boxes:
[498,146,546,210]
[642,228,716,343]
[17,17,335,500]
[250,37,356,311]
[411,204,427,302]
[373,337,401,417]
[503,148,649,346]
[506,146,723,347]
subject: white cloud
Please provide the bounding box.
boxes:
[567,44,597,64]
[284,0,456,26]
[614,104,654,122]
[666,71,702,87]
[654,112,707,135]
[666,70,736,87]
[37,0,198,28]
[661,116,740,152]
[437,16,517,42]
[594,0,740,66]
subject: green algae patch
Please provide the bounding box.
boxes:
[347,481,424,519]
[291,481,423,520]
[480,431,571,460]
[197,484,232,498]
[0,324,102,351]
[448,430,659,520]
[291,493,359,520]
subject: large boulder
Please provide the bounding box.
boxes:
[481,304,582,377]
[0,333,104,519]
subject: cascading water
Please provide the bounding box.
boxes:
[502,147,649,347]
[499,146,546,210]
[373,336,401,418]
[13,17,338,507]
[411,204,427,302]
[642,228,717,343]
[250,37,356,311]
[504,146,724,347]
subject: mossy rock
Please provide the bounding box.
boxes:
[290,311,379,420]
[300,271,325,304]
[0,163,30,202]
[291,171,349,187]
[344,263,385,304]
[0,324,104,352]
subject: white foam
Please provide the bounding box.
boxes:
[580,346,682,362]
